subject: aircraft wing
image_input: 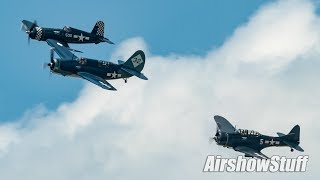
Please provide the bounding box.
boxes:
[214,115,236,133]
[234,146,269,159]
[46,39,76,60]
[77,72,117,91]
[57,40,69,48]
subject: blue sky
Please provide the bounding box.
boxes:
[0,0,266,121]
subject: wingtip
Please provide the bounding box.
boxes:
[102,38,114,44]
[106,86,117,91]
[141,74,148,80]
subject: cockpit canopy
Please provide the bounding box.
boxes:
[236,129,260,136]
[77,57,87,65]
[63,26,71,32]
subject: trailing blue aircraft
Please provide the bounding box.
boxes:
[211,115,304,159]
[44,39,147,91]
[21,20,114,47]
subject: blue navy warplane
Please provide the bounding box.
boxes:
[44,39,147,91]
[211,115,304,159]
[21,20,114,47]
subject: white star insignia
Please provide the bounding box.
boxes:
[78,33,85,42]
[111,71,117,78]
[107,71,121,78]
[269,139,275,145]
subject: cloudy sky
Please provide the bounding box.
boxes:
[0,0,319,179]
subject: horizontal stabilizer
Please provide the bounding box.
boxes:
[101,37,114,44]
[277,132,286,137]
[278,127,304,152]
[121,67,148,80]
[282,140,304,152]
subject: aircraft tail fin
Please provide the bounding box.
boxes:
[120,50,148,80]
[289,125,300,142]
[91,21,104,37]
[277,125,304,152]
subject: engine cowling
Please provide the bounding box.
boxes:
[215,131,229,146]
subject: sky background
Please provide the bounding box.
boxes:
[1,0,320,180]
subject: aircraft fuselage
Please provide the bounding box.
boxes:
[220,133,288,150]
[51,58,133,81]
[29,27,104,45]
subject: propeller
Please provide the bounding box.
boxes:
[209,137,215,144]
[209,125,220,144]
[213,125,221,143]
[21,20,38,44]
[20,22,28,32]
[50,47,54,62]
[215,125,220,136]
[30,20,37,31]
[42,62,48,70]
[43,48,55,72]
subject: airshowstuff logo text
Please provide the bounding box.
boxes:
[203,155,308,172]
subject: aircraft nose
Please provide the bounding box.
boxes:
[215,132,228,145]
[213,136,218,142]
[48,62,54,70]
[28,29,36,39]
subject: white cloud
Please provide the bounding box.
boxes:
[1,0,320,179]
[211,0,320,74]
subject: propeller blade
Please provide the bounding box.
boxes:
[209,137,215,144]
[215,125,219,136]
[28,36,30,45]
[42,62,49,70]
[30,20,37,31]
[42,61,53,79]
[21,22,28,32]
[50,48,54,63]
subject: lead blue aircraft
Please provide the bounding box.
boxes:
[44,39,148,91]
[21,20,114,47]
[211,115,304,159]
